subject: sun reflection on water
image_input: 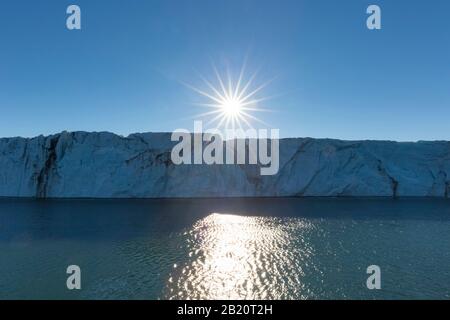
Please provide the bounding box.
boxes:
[165,213,317,300]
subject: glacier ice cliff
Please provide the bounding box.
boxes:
[0,131,449,198]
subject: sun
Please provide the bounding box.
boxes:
[221,97,243,117]
[184,61,273,131]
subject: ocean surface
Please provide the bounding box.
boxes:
[0,198,449,300]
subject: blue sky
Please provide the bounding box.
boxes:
[0,0,449,141]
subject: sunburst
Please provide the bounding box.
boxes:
[185,62,273,131]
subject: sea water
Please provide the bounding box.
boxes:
[0,198,449,299]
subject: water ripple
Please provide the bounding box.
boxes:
[164,213,318,299]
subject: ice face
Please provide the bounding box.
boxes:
[0,131,449,198]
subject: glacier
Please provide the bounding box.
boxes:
[0,131,449,198]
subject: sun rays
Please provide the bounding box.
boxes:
[184,61,274,131]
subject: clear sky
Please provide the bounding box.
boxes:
[0,0,449,141]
